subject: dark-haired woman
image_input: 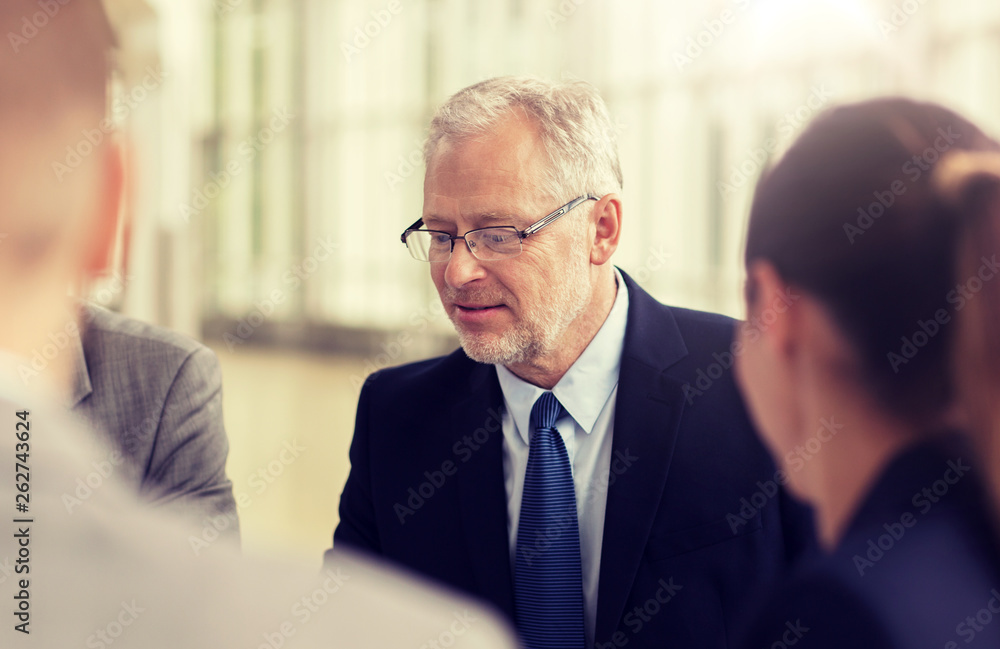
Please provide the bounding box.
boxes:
[734,98,1000,648]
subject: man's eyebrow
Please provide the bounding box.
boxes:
[423,212,522,225]
[476,212,521,223]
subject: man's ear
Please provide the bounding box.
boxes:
[82,139,125,278]
[590,193,622,266]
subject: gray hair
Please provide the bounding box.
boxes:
[424,76,623,202]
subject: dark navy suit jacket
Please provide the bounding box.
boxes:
[331,272,813,647]
[736,438,1000,649]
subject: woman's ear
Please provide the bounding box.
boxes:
[744,259,798,360]
[735,260,808,495]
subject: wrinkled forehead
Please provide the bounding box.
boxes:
[423,117,555,217]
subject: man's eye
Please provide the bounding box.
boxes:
[431,233,452,244]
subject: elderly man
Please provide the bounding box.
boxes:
[332,77,814,649]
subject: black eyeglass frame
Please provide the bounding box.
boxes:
[399,194,601,262]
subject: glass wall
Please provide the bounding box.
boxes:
[132,0,1000,347]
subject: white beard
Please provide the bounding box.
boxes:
[452,238,593,366]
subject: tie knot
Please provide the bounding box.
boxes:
[531,391,564,431]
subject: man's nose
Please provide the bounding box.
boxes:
[444,237,487,288]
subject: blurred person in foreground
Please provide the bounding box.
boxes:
[0,1,515,647]
[332,76,814,649]
[734,97,1000,648]
[13,28,239,536]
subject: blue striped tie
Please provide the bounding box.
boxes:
[514,391,585,649]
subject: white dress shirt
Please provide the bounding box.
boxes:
[496,269,629,649]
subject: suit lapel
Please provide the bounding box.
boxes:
[452,361,516,619]
[67,305,93,408]
[596,272,690,641]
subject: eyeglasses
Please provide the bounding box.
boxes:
[400,194,600,263]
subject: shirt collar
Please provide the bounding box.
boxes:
[496,268,629,444]
[66,317,92,408]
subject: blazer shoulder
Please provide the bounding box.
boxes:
[646,303,741,377]
[82,304,215,368]
[621,273,739,367]
[666,304,738,328]
[667,305,739,343]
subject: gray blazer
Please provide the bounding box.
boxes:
[69,303,239,538]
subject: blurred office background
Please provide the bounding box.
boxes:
[100,0,1000,562]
